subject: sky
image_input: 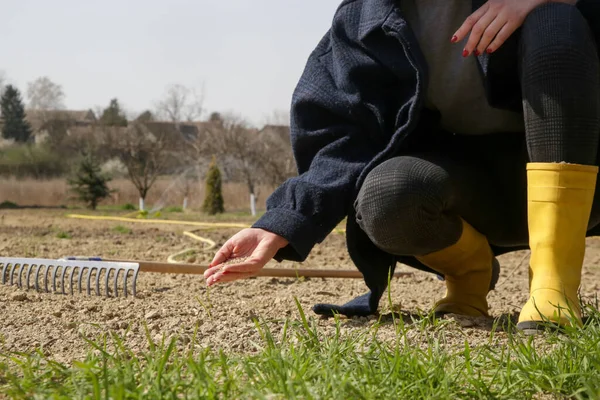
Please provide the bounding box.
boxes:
[1,0,341,126]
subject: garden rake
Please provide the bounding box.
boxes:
[0,257,412,298]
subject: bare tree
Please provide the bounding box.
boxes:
[106,123,176,211]
[261,109,290,126]
[181,113,295,215]
[93,105,105,121]
[207,115,265,215]
[156,83,204,123]
[256,125,296,186]
[27,76,65,111]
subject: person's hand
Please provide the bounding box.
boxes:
[203,228,289,287]
[452,0,578,56]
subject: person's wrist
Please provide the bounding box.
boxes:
[256,228,289,249]
[271,234,289,249]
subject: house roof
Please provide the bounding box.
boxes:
[26,109,96,123]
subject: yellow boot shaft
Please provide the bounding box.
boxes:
[518,163,598,329]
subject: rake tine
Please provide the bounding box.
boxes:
[9,263,17,286]
[17,263,25,288]
[78,267,86,294]
[132,267,139,297]
[104,267,111,297]
[45,265,52,292]
[87,268,94,296]
[52,264,60,293]
[69,266,77,295]
[1,262,9,284]
[123,269,129,298]
[113,268,122,298]
[35,264,43,291]
[60,265,69,295]
[25,263,35,290]
[95,267,102,296]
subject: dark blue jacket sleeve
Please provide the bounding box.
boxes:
[252,4,400,261]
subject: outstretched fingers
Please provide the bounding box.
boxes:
[209,240,235,269]
[206,270,258,287]
[452,3,489,46]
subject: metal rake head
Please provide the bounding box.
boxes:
[0,257,140,297]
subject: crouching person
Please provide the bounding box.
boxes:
[205,0,600,333]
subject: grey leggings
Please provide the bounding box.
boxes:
[355,4,600,256]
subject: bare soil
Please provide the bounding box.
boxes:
[1,209,599,363]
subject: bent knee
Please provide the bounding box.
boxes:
[522,3,595,55]
[355,156,452,253]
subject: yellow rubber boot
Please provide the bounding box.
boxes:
[517,163,598,333]
[417,220,497,317]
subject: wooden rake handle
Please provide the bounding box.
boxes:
[106,259,412,279]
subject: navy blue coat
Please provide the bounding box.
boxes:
[253,0,600,313]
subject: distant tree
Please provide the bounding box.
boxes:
[27,76,65,111]
[0,71,6,102]
[205,115,264,216]
[1,85,32,143]
[202,156,225,215]
[261,109,290,126]
[107,122,173,210]
[100,99,128,127]
[257,125,296,186]
[136,110,155,122]
[68,153,113,210]
[156,83,204,123]
[208,112,223,124]
[41,115,73,149]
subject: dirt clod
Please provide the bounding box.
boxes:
[10,292,28,302]
[145,310,161,320]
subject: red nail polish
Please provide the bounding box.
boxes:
[451,35,458,43]
[486,48,494,54]
[462,49,469,57]
[475,50,481,56]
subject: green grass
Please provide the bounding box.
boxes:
[112,225,132,234]
[1,301,600,399]
[95,203,137,212]
[163,206,184,213]
[55,231,72,239]
[121,203,137,211]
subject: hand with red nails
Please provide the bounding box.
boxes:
[452,0,577,56]
[203,228,289,287]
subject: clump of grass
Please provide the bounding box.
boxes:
[55,231,72,239]
[120,203,136,211]
[112,225,132,234]
[0,201,19,209]
[164,206,183,213]
[1,302,599,399]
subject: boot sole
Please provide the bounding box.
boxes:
[516,320,566,336]
[517,316,588,335]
